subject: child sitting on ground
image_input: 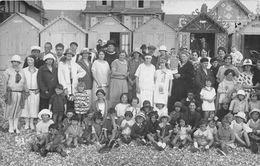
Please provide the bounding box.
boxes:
[91,111,105,145]
[156,113,173,149]
[36,109,54,141]
[171,118,192,149]
[115,93,130,123]
[126,97,141,118]
[169,102,184,126]
[249,92,260,111]
[145,111,159,145]
[120,111,135,144]
[81,111,95,144]
[229,89,248,114]
[31,123,67,157]
[215,117,236,156]
[62,110,74,132]
[131,112,147,145]
[65,115,83,148]
[192,119,214,152]
[230,112,251,148]
[140,100,153,118]
[247,108,260,153]
[207,119,218,139]
[154,103,168,117]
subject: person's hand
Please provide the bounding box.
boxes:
[45,90,49,94]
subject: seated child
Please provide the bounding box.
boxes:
[49,84,67,129]
[62,110,74,132]
[120,111,135,144]
[154,103,168,117]
[103,108,120,148]
[156,113,173,149]
[229,89,248,114]
[215,117,235,156]
[180,91,201,112]
[145,111,159,145]
[115,93,130,123]
[192,119,214,152]
[91,111,105,145]
[131,112,147,145]
[216,97,230,122]
[36,109,54,140]
[81,111,94,144]
[169,102,185,126]
[249,92,260,111]
[31,123,67,157]
[207,119,218,139]
[140,100,153,118]
[126,97,141,118]
[65,115,83,147]
[247,108,260,153]
[171,118,192,149]
[230,112,251,147]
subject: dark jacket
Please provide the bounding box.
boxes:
[104,51,118,67]
[77,59,93,90]
[145,120,159,134]
[182,110,202,129]
[131,122,146,139]
[195,66,215,93]
[37,64,58,99]
[46,131,65,148]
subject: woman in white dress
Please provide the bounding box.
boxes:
[92,50,111,101]
[21,55,39,130]
[154,57,173,105]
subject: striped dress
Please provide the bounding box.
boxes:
[74,91,90,114]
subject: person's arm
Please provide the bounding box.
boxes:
[168,74,173,96]
[135,65,141,93]
[229,100,234,112]
[37,67,49,94]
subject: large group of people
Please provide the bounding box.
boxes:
[2,39,260,157]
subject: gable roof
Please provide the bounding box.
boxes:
[88,15,131,31]
[0,12,44,30]
[210,0,252,15]
[133,17,176,32]
[164,14,193,29]
[180,12,228,33]
[24,0,44,11]
[40,14,86,33]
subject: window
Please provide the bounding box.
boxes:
[102,0,107,5]
[131,16,144,29]
[138,0,144,8]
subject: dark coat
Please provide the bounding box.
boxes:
[77,59,93,90]
[182,110,202,129]
[37,64,58,99]
[104,51,118,67]
[131,122,146,139]
[194,66,216,94]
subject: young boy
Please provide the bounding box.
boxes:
[131,112,147,145]
[65,115,83,147]
[49,84,67,129]
[120,111,135,144]
[156,113,173,149]
[192,119,214,152]
[62,109,74,132]
[145,111,159,145]
[31,123,67,157]
[91,111,105,145]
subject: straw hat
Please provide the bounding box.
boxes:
[158,113,170,121]
[159,45,167,51]
[135,112,146,121]
[30,46,41,52]
[38,109,53,119]
[243,59,253,66]
[236,89,246,97]
[249,108,260,117]
[10,55,22,63]
[234,112,246,121]
[43,53,55,61]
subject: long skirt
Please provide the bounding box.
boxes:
[137,89,154,106]
[109,78,128,107]
[5,92,22,119]
[21,91,39,118]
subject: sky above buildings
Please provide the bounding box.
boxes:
[42,0,259,14]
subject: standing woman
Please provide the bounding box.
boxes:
[77,48,93,101]
[154,57,173,105]
[198,48,211,69]
[109,51,129,107]
[91,50,111,101]
[4,55,28,133]
[58,48,86,109]
[170,51,195,108]
[21,55,39,130]
[37,53,58,110]
[104,40,118,66]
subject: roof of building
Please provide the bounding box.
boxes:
[0,12,44,30]
[44,10,82,26]
[83,7,163,14]
[164,14,192,29]
[233,15,260,33]
[211,0,252,15]
[24,0,44,11]
[40,13,86,33]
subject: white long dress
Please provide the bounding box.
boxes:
[21,67,39,118]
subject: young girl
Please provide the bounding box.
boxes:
[131,112,147,145]
[62,110,74,132]
[74,82,90,124]
[65,115,83,147]
[91,111,105,145]
[115,93,130,122]
[207,119,218,138]
[169,102,183,126]
[126,97,141,119]
[36,109,54,140]
[230,112,251,147]
[145,111,159,145]
[156,113,173,149]
[229,89,249,114]
[81,111,95,144]
[120,111,135,144]
[249,92,260,111]
[154,103,168,117]
[247,108,260,153]
[140,100,153,118]
[200,79,216,119]
[171,118,192,149]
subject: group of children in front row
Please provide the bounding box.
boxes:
[30,89,260,157]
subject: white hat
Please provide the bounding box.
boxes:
[243,59,253,66]
[43,53,56,61]
[135,112,146,121]
[159,113,170,121]
[144,54,152,59]
[234,112,246,121]
[10,55,22,63]
[31,46,41,52]
[159,45,167,51]
[237,89,246,96]
[38,109,53,119]
[249,108,260,117]
[80,48,91,54]
[132,48,142,55]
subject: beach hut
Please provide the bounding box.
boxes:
[40,13,87,51]
[133,17,177,51]
[87,16,132,53]
[0,12,43,70]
